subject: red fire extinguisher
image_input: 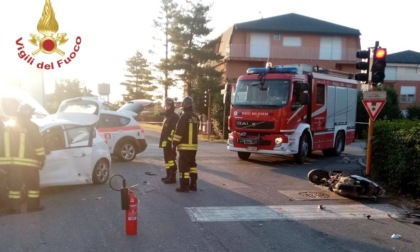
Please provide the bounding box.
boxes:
[109,174,139,236]
[125,190,139,235]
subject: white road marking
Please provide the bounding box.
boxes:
[185,204,401,222]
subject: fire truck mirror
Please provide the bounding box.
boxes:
[299,93,309,105]
[293,81,309,91]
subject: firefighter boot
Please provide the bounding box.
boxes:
[6,191,22,214]
[176,178,190,193]
[6,200,21,214]
[164,167,177,184]
[161,169,170,182]
[189,172,197,191]
[27,192,44,212]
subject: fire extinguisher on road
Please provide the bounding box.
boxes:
[109,174,139,235]
[125,190,139,235]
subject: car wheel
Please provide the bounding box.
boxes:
[92,159,110,184]
[116,141,136,162]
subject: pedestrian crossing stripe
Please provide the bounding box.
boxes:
[185,204,400,222]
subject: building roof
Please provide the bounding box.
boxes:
[234,13,361,36]
[387,50,420,64]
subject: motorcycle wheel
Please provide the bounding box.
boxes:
[307,169,330,185]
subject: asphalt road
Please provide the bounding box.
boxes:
[0,128,418,252]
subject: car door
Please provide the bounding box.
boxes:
[41,124,94,187]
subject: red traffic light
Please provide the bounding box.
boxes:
[371,48,387,85]
[374,48,387,59]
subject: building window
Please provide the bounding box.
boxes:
[273,33,281,40]
[250,33,270,58]
[283,36,301,47]
[319,36,342,60]
[400,86,416,103]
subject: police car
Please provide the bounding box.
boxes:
[57,97,148,162]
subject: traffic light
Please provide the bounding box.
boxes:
[355,49,371,83]
[371,48,387,85]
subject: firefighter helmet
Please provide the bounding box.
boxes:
[17,103,35,119]
[165,97,175,108]
[181,96,193,108]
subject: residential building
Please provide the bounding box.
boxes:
[211,12,420,113]
[212,13,361,83]
[384,50,420,113]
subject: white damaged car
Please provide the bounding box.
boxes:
[35,113,111,187]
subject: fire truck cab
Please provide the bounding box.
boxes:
[227,63,358,164]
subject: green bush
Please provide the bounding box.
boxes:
[371,120,420,198]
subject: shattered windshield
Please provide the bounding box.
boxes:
[232,79,290,108]
[58,99,99,115]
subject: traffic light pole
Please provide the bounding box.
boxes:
[365,86,376,177]
[365,41,379,177]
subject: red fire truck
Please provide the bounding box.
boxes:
[227,63,358,164]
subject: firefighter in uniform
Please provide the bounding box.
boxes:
[172,96,199,193]
[159,97,179,184]
[3,104,45,214]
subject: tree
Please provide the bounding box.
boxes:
[153,0,179,99]
[406,105,420,120]
[168,0,223,97]
[377,86,401,121]
[45,79,91,112]
[355,86,402,139]
[121,51,156,102]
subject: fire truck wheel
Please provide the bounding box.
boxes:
[92,158,110,184]
[331,131,345,156]
[237,152,251,160]
[294,132,310,164]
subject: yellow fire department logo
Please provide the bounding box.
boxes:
[29,0,68,56]
[15,0,81,70]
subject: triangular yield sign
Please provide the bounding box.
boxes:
[362,100,386,121]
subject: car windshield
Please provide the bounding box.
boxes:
[58,99,99,115]
[232,79,291,108]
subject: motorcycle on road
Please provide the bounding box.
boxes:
[307,169,385,200]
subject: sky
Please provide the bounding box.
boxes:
[0,0,418,103]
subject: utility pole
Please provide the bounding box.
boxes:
[363,41,387,177]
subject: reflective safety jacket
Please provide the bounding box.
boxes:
[172,110,198,151]
[159,111,179,148]
[0,120,45,168]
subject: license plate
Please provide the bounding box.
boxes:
[247,146,257,151]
